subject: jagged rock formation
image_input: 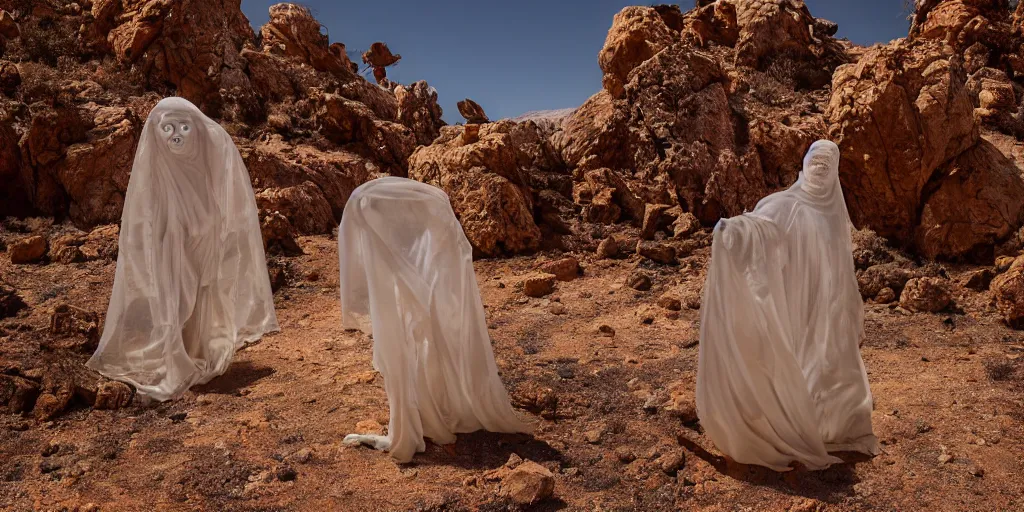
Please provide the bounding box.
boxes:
[0,1,443,234]
[2,0,1024,262]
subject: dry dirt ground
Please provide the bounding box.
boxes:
[2,234,1024,511]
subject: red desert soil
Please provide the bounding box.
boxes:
[1,235,1023,511]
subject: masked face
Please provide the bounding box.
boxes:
[800,140,840,197]
[157,111,195,155]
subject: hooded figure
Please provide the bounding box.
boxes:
[338,177,532,463]
[87,97,278,401]
[696,140,879,471]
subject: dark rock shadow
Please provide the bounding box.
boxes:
[678,434,868,503]
[193,360,275,395]
[409,431,564,472]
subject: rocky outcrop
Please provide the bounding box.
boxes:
[408,120,570,256]
[256,182,335,235]
[598,6,675,99]
[915,139,1024,259]
[0,1,439,234]
[396,82,445,145]
[828,39,979,244]
[243,136,384,233]
[260,3,358,76]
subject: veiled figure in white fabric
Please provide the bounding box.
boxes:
[696,140,879,472]
[338,177,533,463]
[87,97,279,402]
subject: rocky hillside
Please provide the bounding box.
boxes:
[1,0,1024,262]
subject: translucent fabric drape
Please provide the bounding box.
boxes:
[338,177,532,463]
[696,140,879,471]
[87,97,278,401]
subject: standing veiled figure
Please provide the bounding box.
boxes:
[696,140,879,471]
[338,177,533,463]
[87,97,279,402]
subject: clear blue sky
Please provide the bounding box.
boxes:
[241,1,911,123]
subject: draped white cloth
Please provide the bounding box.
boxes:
[87,97,278,401]
[696,140,879,471]
[338,177,533,463]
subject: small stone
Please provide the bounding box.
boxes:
[597,324,616,337]
[626,272,652,291]
[641,204,672,240]
[39,459,63,474]
[10,236,47,264]
[938,453,953,464]
[636,240,676,264]
[969,465,985,477]
[901,277,952,313]
[550,303,567,315]
[538,257,581,282]
[657,294,682,311]
[169,412,187,422]
[658,450,685,475]
[672,212,701,239]
[288,448,313,464]
[874,287,896,304]
[682,291,701,310]
[643,394,664,414]
[522,273,557,298]
[615,446,636,463]
[596,236,620,259]
[585,429,603,444]
[499,460,555,505]
[94,381,133,410]
[636,305,657,324]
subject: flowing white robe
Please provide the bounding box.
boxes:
[696,140,879,471]
[338,177,532,463]
[87,97,278,401]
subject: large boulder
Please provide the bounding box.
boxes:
[992,255,1024,327]
[408,121,568,256]
[828,39,979,244]
[915,139,1024,260]
[598,6,675,99]
[551,90,633,172]
[256,181,335,235]
[243,136,384,231]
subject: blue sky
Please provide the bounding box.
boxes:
[241,1,911,123]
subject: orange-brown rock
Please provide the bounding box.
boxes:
[256,182,335,235]
[10,235,46,264]
[992,254,1024,327]
[396,81,445,145]
[828,39,978,244]
[260,211,303,257]
[243,136,384,231]
[551,90,632,172]
[408,121,567,256]
[260,3,357,76]
[915,139,1024,260]
[598,6,675,99]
